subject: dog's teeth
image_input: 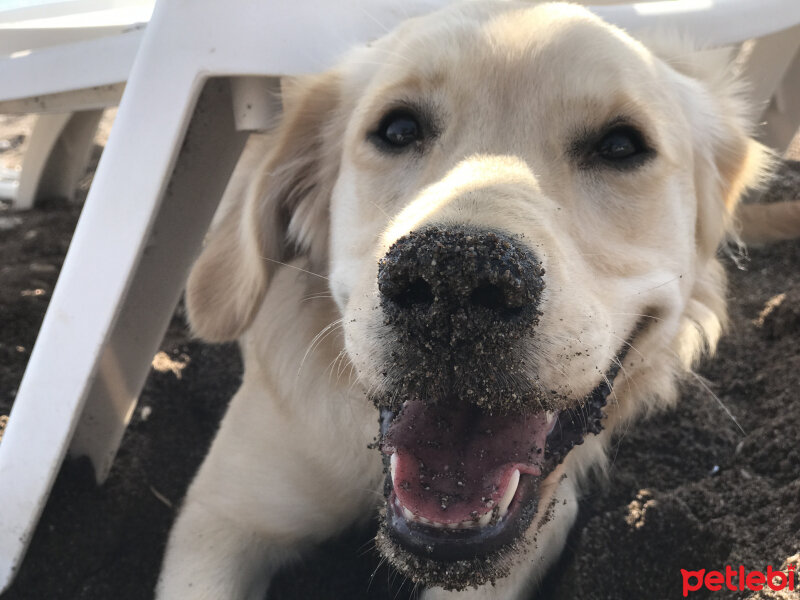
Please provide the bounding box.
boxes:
[431,521,445,529]
[498,469,520,517]
[402,506,414,521]
[478,511,493,527]
[546,411,558,434]
[390,453,398,483]
[447,522,460,529]
[418,516,430,524]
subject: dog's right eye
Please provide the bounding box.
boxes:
[372,110,423,151]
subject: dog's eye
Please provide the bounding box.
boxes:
[594,126,650,166]
[373,110,422,150]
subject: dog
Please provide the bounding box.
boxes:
[155,2,773,598]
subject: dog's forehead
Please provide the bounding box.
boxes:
[353,2,659,103]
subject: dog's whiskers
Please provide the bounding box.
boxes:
[610,355,637,396]
[534,334,584,399]
[366,197,392,219]
[336,350,348,379]
[301,292,335,303]
[356,535,379,557]
[299,318,343,376]
[664,347,747,436]
[393,570,411,600]
[356,4,392,34]
[628,274,684,296]
[345,362,361,393]
[608,332,647,362]
[610,311,663,322]
[260,256,331,281]
[599,370,621,410]
[326,350,346,383]
[686,369,747,436]
[327,348,353,385]
[368,554,389,592]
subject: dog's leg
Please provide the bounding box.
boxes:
[155,382,382,599]
[420,475,579,600]
[155,500,276,600]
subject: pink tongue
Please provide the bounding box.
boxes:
[382,400,548,523]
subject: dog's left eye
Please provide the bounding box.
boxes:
[594,126,650,166]
[371,110,423,151]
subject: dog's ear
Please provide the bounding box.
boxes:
[186,72,342,342]
[661,46,773,258]
[653,45,775,364]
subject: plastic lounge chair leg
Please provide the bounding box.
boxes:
[14,113,71,210]
[760,44,800,153]
[0,167,18,201]
[740,23,800,153]
[68,81,249,481]
[0,80,248,593]
[37,109,104,204]
[14,109,103,209]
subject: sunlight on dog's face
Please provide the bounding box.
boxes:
[333,3,703,393]
[321,3,711,584]
[186,1,767,591]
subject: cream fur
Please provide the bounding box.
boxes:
[157,3,771,599]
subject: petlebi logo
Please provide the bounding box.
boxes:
[681,565,796,596]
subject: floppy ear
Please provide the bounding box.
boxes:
[186,72,342,342]
[653,45,775,365]
[661,46,773,258]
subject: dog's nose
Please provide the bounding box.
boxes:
[378,227,544,337]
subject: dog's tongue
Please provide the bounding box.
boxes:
[382,400,549,523]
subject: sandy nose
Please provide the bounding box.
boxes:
[377,226,545,337]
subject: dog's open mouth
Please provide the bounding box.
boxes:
[374,360,620,589]
[379,374,612,556]
[381,400,552,559]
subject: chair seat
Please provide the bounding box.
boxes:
[0,0,153,57]
[0,1,151,209]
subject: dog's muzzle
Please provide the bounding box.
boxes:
[370,226,635,588]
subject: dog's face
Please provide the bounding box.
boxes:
[186,1,768,591]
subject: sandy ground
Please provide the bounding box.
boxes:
[0,111,798,600]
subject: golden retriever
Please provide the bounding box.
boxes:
[155,2,774,598]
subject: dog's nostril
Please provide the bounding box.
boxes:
[470,283,520,315]
[391,277,434,309]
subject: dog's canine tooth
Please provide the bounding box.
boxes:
[498,469,520,517]
[402,506,415,521]
[390,453,398,484]
[478,511,493,527]
[546,411,555,425]
[418,516,431,524]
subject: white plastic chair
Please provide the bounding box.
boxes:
[1,0,799,593]
[0,0,154,209]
